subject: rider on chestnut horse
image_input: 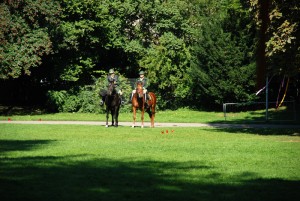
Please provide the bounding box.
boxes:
[131,71,151,107]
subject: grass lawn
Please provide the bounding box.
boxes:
[1,105,299,124]
[0,107,225,123]
[0,124,299,201]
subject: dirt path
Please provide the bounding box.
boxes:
[1,120,300,129]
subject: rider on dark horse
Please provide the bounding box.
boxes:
[131,70,151,107]
[100,69,124,106]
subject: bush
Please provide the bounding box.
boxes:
[78,86,101,113]
[47,73,133,113]
[47,90,68,112]
[62,95,80,112]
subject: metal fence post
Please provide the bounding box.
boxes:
[223,103,227,121]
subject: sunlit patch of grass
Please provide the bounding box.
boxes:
[1,106,299,124]
[0,108,225,123]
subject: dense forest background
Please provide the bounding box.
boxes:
[0,0,299,112]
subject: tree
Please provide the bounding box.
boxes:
[0,0,61,79]
[0,0,267,110]
[190,0,257,108]
[249,0,300,85]
[55,0,196,109]
[140,32,192,108]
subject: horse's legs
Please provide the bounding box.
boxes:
[132,107,136,128]
[141,107,144,128]
[111,109,115,126]
[149,107,153,128]
[106,109,109,128]
[114,107,119,127]
[115,112,118,127]
[151,106,155,128]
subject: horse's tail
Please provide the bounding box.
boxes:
[147,92,156,118]
[149,92,156,105]
[146,107,153,118]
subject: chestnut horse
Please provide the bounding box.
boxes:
[105,82,121,127]
[132,82,157,128]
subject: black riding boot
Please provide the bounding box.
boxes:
[144,93,149,108]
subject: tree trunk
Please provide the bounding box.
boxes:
[256,0,270,89]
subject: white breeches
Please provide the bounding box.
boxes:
[132,89,147,94]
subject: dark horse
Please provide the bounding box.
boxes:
[132,82,157,128]
[104,82,121,127]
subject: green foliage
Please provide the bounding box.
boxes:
[3,0,295,110]
[141,32,192,108]
[1,28,52,78]
[47,90,68,112]
[191,1,257,107]
[48,0,261,110]
[61,94,80,112]
[77,86,99,113]
[249,0,300,77]
[47,72,132,113]
[47,87,98,113]
[0,0,61,79]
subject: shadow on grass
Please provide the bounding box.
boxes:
[0,139,55,152]
[0,140,299,201]
[220,105,300,125]
[207,127,300,136]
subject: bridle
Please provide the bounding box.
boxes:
[136,82,144,99]
[107,82,116,96]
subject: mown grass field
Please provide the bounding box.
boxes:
[0,107,225,123]
[1,105,299,124]
[0,123,299,201]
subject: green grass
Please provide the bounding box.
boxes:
[225,106,298,122]
[0,124,299,201]
[1,106,299,124]
[0,108,225,123]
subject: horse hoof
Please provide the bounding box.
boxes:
[131,125,135,128]
[141,125,144,128]
[105,125,108,128]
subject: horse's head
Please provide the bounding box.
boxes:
[107,82,116,96]
[136,81,144,98]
